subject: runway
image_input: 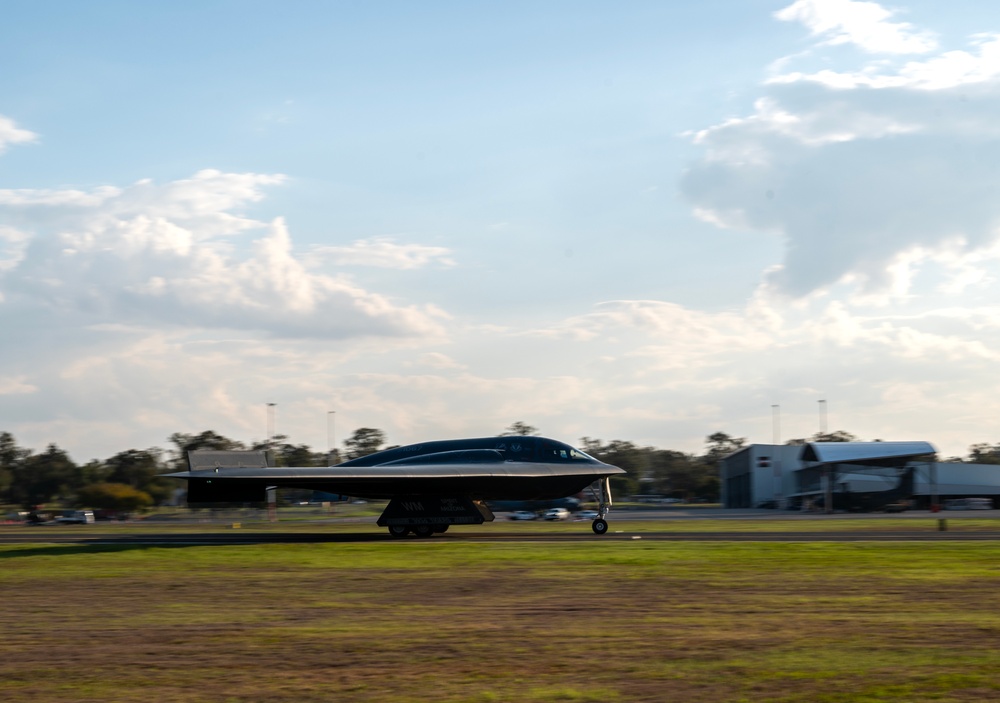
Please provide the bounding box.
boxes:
[3,508,998,546]
[3,527,1000,545]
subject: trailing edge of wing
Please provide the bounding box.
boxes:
[165,461,624,481]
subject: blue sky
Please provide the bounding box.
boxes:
[2,0,999,461]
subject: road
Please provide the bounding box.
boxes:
[1,509,997,545]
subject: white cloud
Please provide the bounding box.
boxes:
[0,170,449,339]
[0,226,29,274]
[0,375,36,395]
[683,12,1000,299]
[775,0,937,55]
[771,33,1000,89]
[0,115,36,153]
[310,236,456,269]
[410,352,466,370]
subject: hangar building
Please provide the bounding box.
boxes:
[720,441,1000,510]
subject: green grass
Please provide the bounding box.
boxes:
[3,540,1000,701]
[16,510,1000,538]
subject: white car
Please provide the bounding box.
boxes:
[55,510,95,524]
[576,510,599,520]
[542,507,570,521]
[509,510,537,520]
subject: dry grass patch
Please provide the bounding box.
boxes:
[2,542,1000,702]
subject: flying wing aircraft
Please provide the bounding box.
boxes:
[165,436,626,537]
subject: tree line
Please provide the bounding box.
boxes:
[1,422,997,512]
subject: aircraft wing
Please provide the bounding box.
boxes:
[165,452,624,502]
[166,438,626,536]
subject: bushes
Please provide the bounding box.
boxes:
[75,482,153,512]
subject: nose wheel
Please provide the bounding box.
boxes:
[588,476,614,536]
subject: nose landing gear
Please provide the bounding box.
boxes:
[589,477,613,536]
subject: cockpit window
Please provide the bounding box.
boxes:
[539,441,597,462]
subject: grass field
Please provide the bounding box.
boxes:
[3,533,1000,702]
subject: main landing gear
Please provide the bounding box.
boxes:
[378,496,492,538]
[589,477,613,536]
[387,524,449,538]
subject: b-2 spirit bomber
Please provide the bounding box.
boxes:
[167,435,626,537]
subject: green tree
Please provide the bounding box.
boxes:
[78,459,111,486]
[168,431,246,470]
[673,432,746,502]
[104,448,172,504]
[76,482,153,512]
[579,437,642,497]
[969,443,1000,465]
[646,449,701,498]
[344,428,386,460]
[786,430,860,445]
[273,442,325,467]
[0,431,29,503]
[811,430,860,443]
[10,443,79,508]
[500,421,539,436]
[703,432,747,464]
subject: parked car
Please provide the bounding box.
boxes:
[509,510,537,520]
[542,507,570,521]
[55,510,95,525]
[944,498,993,510]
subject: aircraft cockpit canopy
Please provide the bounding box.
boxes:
[536,440,600,463]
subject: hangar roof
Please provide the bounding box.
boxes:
[800,441,936,466]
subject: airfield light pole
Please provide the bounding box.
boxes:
[327,411,336,462]
[818,399,828,435]
[772,405,782,506]
[266,403,276,448]
[265,402,278,522]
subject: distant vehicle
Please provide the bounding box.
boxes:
[944,498,993,510]
[542,507,570,521]
[882,500,910,513]
[489,496,580,513]
[509,510,537,520]
[55,510,95,525]
[577,510,599,520]
[93,509,128,522]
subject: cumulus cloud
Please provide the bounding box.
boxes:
[0,169,448,339]
[0,375,36,395]
[310,236,456,269]
[775,0,937,55]
[0,115,36,153]
[682,2,1000,299]
[771,32,1000,89]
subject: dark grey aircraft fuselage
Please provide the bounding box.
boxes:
[166,436,624,536]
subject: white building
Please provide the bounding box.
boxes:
[720,441,1000,510]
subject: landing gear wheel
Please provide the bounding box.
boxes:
[413,525,434,538]
[388,525,410,538]
[592,518,609,535]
